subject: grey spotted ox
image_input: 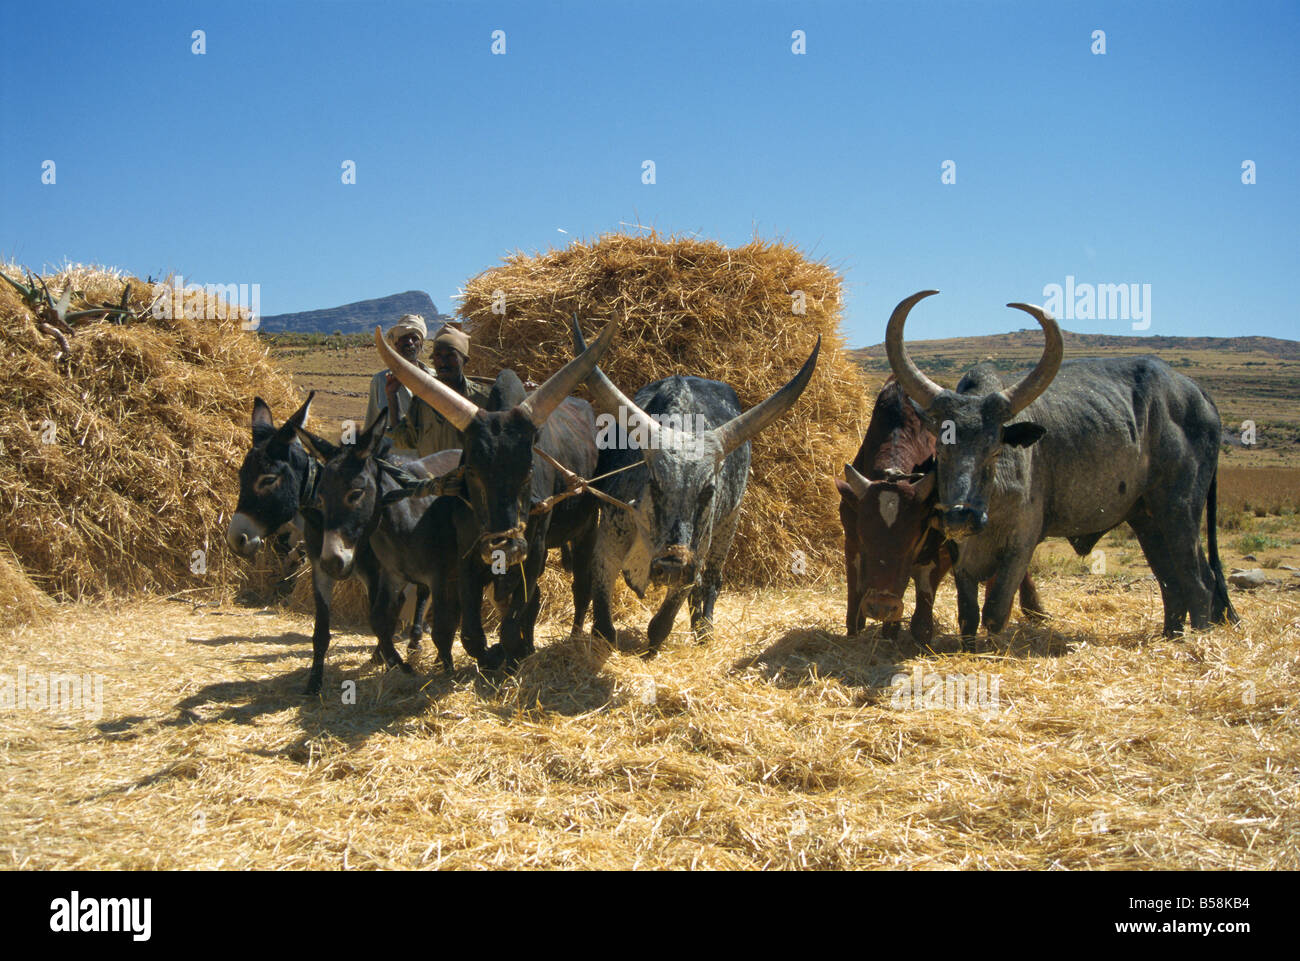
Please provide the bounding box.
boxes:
[837,377,1043,642]
[572,317,819,655]
[884,290,1237,641]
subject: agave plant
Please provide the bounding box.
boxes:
[0,268,146,361]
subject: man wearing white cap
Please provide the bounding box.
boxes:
[365,314,429,457]
[386,319,493,457]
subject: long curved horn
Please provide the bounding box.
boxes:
[1001,303,1063,416]
[571,315,665,454]
[712,335,820,458]
[884,290,943,410]
[375,326,478,431]
[518,317,619,427]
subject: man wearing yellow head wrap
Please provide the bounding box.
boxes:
[385,320,493,456]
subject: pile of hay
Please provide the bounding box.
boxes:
[4,578,1293,869]
[0,545,53,625]
[458,232,872,587]
[0,264,301,613]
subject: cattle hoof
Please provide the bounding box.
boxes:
[477,645,507,671]
[369,646,385,665]
[303,676,323,697]
[640,646,660,661]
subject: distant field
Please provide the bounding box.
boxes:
[850,333,1300,468]
[1218,467,1300,516]
[269,340,380,436]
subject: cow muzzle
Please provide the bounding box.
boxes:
[860,590,906,622]
[481,534,527,568]
[650,545,696,585]
[226,513,265,559]
[940,504,988,539]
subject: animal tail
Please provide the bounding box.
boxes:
[1206,466,1239,625]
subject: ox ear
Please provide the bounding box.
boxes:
[293,426,338,464]
[1002,422,1046,448]
[908,397,941,434]
[252,397,274,433]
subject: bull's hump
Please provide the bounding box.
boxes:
[635,376,742,428]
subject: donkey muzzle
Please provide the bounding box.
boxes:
[226,513,265,559]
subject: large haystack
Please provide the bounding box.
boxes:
[0,264,301,612]
[458,233,871,587]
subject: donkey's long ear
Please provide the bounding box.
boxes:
[293,425,339,463]
[354,406,388,461]
[273,391,315,447]
[252,397,274,434]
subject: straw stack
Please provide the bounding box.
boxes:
[0,264,301,614]
[458,232,872,587]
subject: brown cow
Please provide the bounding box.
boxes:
[837,378,1043,642]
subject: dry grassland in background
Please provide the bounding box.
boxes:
[1218,467,1300,516]
[458,232,872,587]
[0,265,301,609]
[1,577,1295,870]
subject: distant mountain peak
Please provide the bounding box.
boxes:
[258,291,449,334]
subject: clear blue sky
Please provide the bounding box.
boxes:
[2,1,1296,345]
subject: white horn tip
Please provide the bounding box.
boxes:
[1007,302,1055,323]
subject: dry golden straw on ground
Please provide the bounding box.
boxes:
[286,554,615,629]
[0,264,300,610]
[458,232,872,587]
[0,545,53,625]
[1,577,1295,869]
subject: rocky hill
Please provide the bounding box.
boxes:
[257,290,448,334]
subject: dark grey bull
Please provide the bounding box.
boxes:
[572,317,820,655]
[292,410,464,671]
[227,394,424,695]
[376,321,617,672]
[885,290,1238,641]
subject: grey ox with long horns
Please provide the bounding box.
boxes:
[884,290,1237,642]
[573,316,820,655]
